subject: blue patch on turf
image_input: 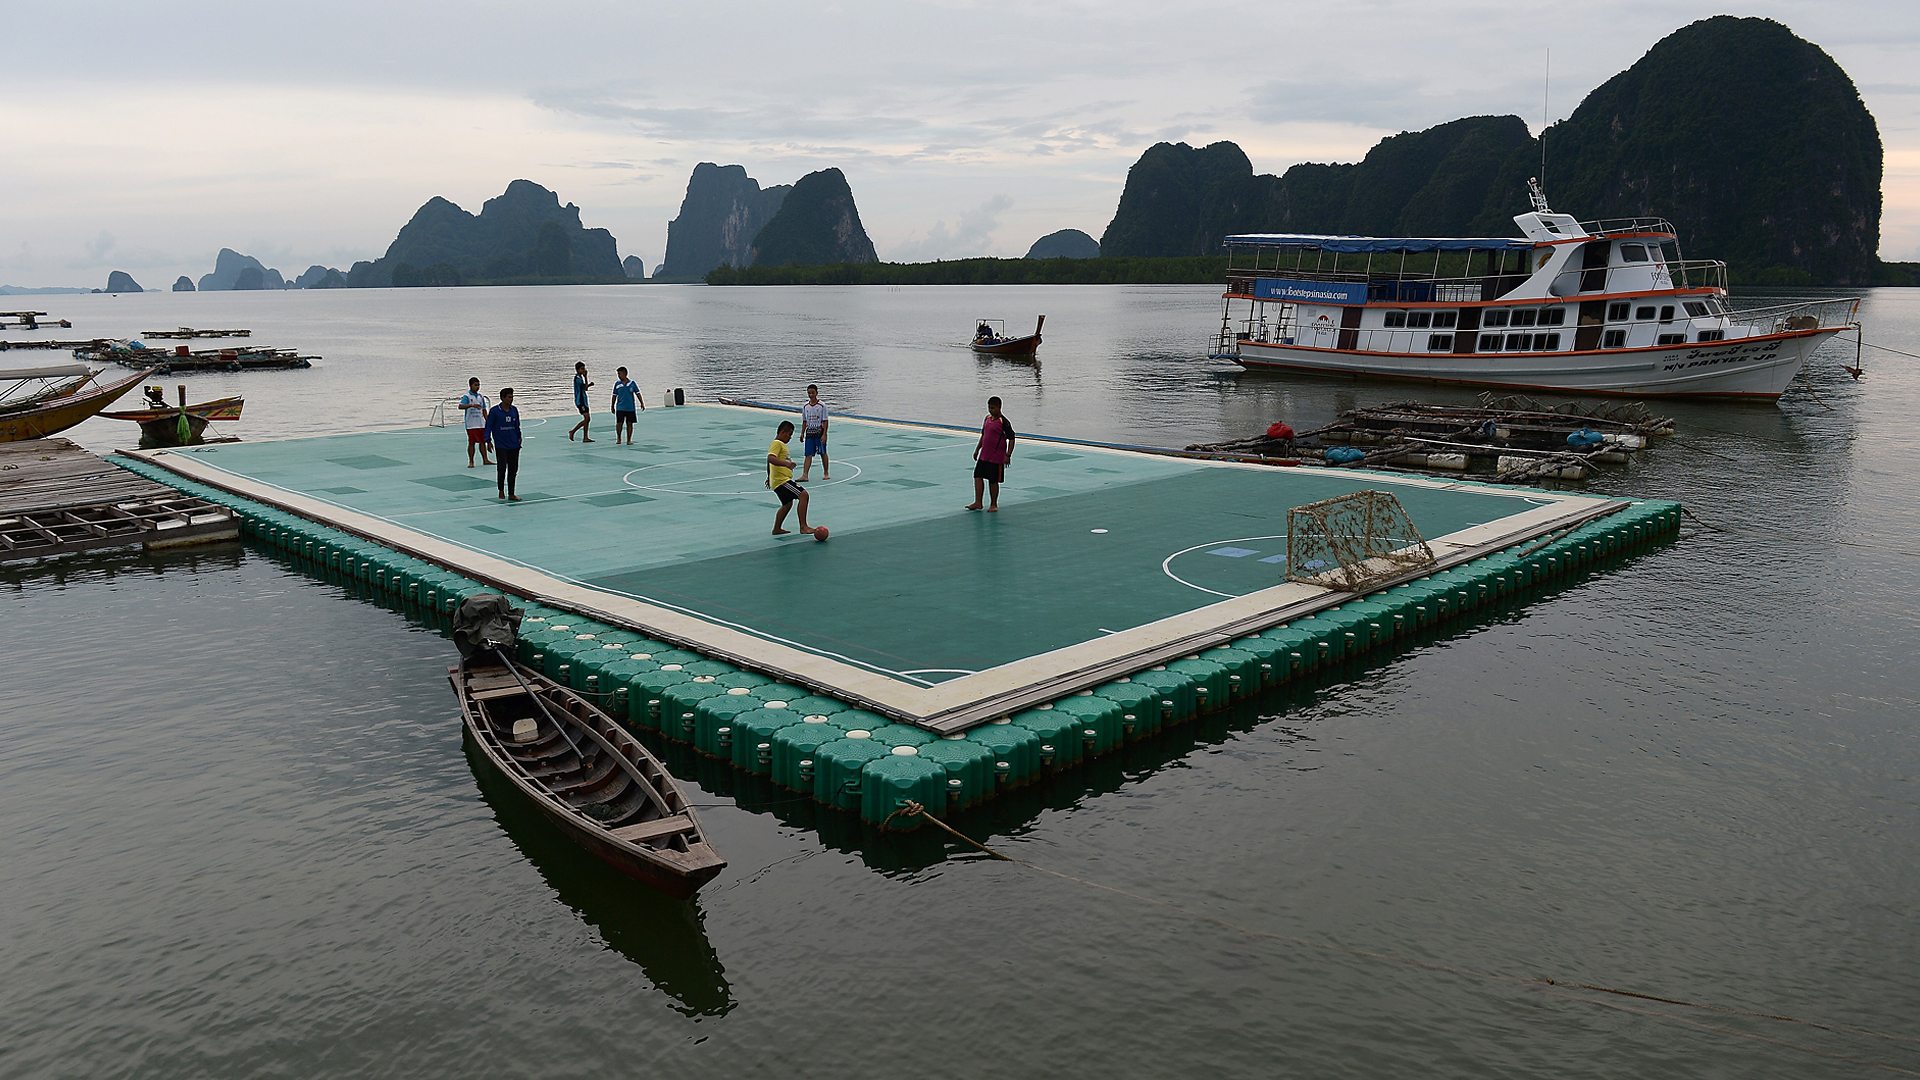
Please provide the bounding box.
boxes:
[1207,546,1260,558]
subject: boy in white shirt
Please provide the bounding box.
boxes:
[799,383,830,481]
[459,377,492,467]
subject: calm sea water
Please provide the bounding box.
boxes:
[5,285,1917,1078]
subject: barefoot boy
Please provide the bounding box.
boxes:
[799,383,829,481]
[767,420,811,535]
[965,396,1016,512]
[568,362,594,442]
[610,366,644,444]
[459,377,492,468]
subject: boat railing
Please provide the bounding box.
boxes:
[1577,216,1675,238]
[1545,259,1728,297]
[1225,268,1528,301]
[1661,260,1728,291]
[1728,296,1862,332]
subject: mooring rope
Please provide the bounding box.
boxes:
[1680,505,1920,559]
[872,801,1920,1073]
[1858,338,1920,364]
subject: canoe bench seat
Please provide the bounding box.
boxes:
[609,816,695,844]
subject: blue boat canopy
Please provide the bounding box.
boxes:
[1224,233,1534,253]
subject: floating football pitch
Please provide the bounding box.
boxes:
[142,404,1613,726]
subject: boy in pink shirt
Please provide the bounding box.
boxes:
[965,396,1016,512]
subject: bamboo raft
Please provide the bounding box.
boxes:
[0,311,72,331]
[75,341,315,374]
[1189,395,1675,484]
[0,338,109,351]
[141,327,253,339]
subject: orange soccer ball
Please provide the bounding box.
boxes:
[813,525,829,541]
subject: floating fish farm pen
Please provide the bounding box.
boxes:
[116,403,1680,832]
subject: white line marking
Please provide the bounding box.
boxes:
[1161,534,1291,598]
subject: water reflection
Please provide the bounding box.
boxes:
[464,742,734,1017]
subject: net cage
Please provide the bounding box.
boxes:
[1286,490,1436,591]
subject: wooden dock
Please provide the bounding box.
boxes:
[0,439,238,561]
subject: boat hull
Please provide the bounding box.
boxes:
[0,368,151,442]
[971,334,1041,357]
[1230,328,1840,400]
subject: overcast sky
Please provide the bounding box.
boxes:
[4,1,1916,287]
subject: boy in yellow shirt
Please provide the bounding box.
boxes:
[766,419,812,535]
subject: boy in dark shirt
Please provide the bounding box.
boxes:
[486,388,523,501]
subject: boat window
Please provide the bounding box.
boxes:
[1505,333,1532,351]
[1620,243,1649,262]
[1432,311,1458,329]
[1427,334,1453,351]
[1408,311,1432,329]
[1660,305,1676,321]
[1539,307,1566,326]
[1683,301,1707,317]
[1478,334,1503,351]
[1383,310,1408,328]
[1656,333,1687,346]
[1635,305,1656,320]
[1659,241,1680,263]
[1602,329,1627,349]
[1482,309,1510,328]
[1537,332,1562,351]
[1697,329,1724,342]
[1510,308,1539,327]
[1607,301,1630,321]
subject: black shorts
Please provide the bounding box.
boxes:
[576,404,590,416]
[616,409,636,423]
[973,461,1005,483]
[773,480,805,505]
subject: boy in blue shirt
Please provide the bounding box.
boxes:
[567,361,594,443]
[486,388,523,501]
[610,366,645,444]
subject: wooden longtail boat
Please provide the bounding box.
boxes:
[450,656,726,898]
[970,314,1044,357]
[100,394,244,446]
[0,364,92,415]
[0,366,152,443]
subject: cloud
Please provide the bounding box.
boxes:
[84,230,115,262]
[888,194,1014,261]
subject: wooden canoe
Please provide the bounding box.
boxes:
[450,659,726,898]
[0,367,152,443]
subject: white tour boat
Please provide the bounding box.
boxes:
[1210,181,1860,401]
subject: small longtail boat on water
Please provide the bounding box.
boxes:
[0,364,152,442]
[101,390,245,447]
[970,315,1044,357]
[1209,180,1860,402]
[448,596,725,898]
